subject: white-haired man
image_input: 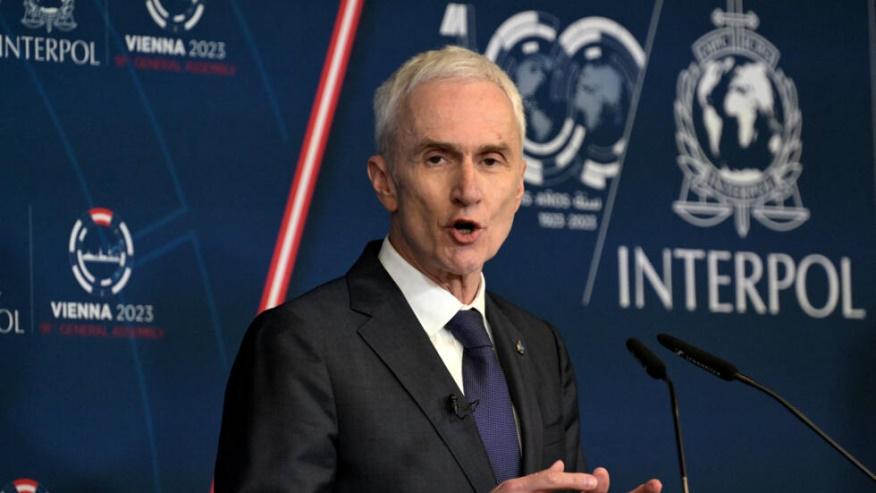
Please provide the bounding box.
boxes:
[215,46,661,493]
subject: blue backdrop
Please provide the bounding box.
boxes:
[1,1,874,492]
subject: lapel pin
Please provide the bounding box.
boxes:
[515,339,526,355]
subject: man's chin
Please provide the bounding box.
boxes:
[441,253,488,279]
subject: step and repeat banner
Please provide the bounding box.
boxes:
[1,1,873,492]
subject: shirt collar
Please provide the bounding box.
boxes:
[378,237,487,337]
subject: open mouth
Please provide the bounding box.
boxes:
[451,219,480,236]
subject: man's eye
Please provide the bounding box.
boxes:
[426,155,445,165]
[483,157,503,167]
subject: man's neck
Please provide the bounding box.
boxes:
[386,235,481,305]
[438,275,480,305]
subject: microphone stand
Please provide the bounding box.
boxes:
[626,338,691,492]
[657,332,876,484]
[736,373,876,482]
[665,378,691,493]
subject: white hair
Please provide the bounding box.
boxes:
[373,45,526,158]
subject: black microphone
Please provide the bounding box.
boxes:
[447,394,478,419]
[656,333,738,381]
[626,338,690,493]
[627,337,667,380]
[657,333,876,483]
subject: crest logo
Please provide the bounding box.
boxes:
[68,208,134,297]
[21,0,77,33]
[485,11,644,189]
[146,0,205,33]
[673,0,808,237]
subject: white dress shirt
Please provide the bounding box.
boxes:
[378,237,522,447]
[378,237,492,393]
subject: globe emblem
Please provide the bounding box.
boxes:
[673,5,808,237]
[567,46,635,163]
[486,12,643,188]
[693,55,785,183]
[514,52,560,144]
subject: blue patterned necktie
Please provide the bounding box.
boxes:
[446,309,521,483]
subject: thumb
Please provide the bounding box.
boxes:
[548,460,565,472]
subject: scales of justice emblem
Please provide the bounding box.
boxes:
[674,0,809,237]
[21,0,77,33]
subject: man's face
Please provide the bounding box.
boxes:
[369,78,525,286]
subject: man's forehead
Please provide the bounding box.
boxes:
[400,80,520,142]
[405,77,509,107]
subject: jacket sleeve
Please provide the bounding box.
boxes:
[553,325,588,473]
[214,308,338,492]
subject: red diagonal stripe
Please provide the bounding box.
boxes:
[258,0,364,312]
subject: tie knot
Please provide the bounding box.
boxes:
[446,309,492,349]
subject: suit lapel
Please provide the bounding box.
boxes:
[486,294,544,476]
[347,243,497,491]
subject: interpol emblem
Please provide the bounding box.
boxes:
[146,0,205,33]
[21,0,77,33]
[0,478,51,493]
[673,1,809,237]
[68,208,134,297]
[485,11,644,189]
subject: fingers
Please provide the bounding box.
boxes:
[628,478,663,493]
[490,462,658,493]
[492,460,601,492]
[592,467,610,493]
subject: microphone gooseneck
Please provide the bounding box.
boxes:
[626,338,691,493]
[657,333,876,483]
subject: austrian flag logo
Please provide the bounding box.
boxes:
[68,208,134,297]
[0,478,51,493]
[146,0,205,33]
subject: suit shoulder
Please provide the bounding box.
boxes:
[277,276,351,317]
[247,275,361,341]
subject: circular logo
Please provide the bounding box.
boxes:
[486,12,643,188]
[68,208,134,297]
[1,479,50,493]
[146,0,205,33]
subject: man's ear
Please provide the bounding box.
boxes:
[367,155,398,213]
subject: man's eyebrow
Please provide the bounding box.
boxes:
[414,140,512,155]
[415,139,460,153]
[477,143,512,155]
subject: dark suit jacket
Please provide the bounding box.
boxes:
[215,241,586,492]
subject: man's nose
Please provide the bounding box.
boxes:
[451,158,483,206]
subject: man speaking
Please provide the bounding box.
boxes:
[215,46,661,493]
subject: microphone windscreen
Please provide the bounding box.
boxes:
[626,338,667,380]
[657,333,739,381]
